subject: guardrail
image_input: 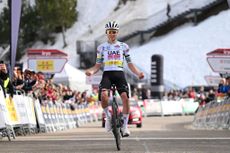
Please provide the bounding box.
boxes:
[193,97,230,130]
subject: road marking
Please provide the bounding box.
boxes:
[17,137,230,141]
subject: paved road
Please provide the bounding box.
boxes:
[0,116,230,153]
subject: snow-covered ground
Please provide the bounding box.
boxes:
[1,0,230,88]
[80,0,218,42]
[131,9,230,88]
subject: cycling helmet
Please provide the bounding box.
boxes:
[105,21,119,30]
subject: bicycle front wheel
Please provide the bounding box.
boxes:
[112,103,121,150]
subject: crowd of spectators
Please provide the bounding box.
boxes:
[162,86,216,107]
[0,62,98,108]
[160,77,230,107]
[131,85,217,108]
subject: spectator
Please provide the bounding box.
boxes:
[80,90,87,104]
[206,89,215,103]
[226,77,230,96]
[141,88,148,100]
[195,86,206,106]
[218,77,230,94]
[12,66,24,90]
[167,90,174,100]
[162,91,168,100]
[172,90,180,100]
[188,87,196,99]
[32,71,46,98]
[74,91,82,104]
[63,87,74,101]
[54,84,64,102]
[166,2,171,19]
[22,69,38,94]
[0,62,14,98]
[217,78,225,93]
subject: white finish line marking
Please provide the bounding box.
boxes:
[17,137,230,141]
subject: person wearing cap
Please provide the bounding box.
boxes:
[85,21,144,137]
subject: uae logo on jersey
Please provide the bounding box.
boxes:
[108,50,121,59]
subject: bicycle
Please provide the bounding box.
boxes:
[110,84,123,151]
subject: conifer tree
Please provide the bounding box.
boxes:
[36,0,78,48]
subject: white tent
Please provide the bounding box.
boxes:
[53,63,91,92]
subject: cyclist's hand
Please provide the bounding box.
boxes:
[85,70,93,76]
[138,72,144,79]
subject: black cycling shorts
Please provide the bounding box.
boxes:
[98,71,129,100]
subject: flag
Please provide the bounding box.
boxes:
[10,0,22,79]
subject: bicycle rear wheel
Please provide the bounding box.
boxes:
[112,103,121,151]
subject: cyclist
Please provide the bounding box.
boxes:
[85,21,144,137]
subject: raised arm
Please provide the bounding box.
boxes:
[85,63,102,76]
[128,63,144,79]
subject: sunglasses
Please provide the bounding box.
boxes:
[107,30,118,34]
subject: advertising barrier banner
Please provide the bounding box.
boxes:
[5,97,19,124]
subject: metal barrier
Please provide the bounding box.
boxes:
[0,86,16,141]
[193,97,230,130]
[0,87,104,141]
[34,99,46,133]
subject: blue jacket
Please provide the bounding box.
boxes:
[218,85,230,93]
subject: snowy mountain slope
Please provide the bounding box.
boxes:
[79,0,183,41]
[130,10,230,88]
[79,0,218,42]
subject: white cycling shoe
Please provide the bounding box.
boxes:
[105,117,112,132]
[121,126,130,137]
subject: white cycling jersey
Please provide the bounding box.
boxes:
[96,41,132,71]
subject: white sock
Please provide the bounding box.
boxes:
[123,114,129,128]
[104,107,111,119]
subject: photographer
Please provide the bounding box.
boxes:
[0,61,14,98]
